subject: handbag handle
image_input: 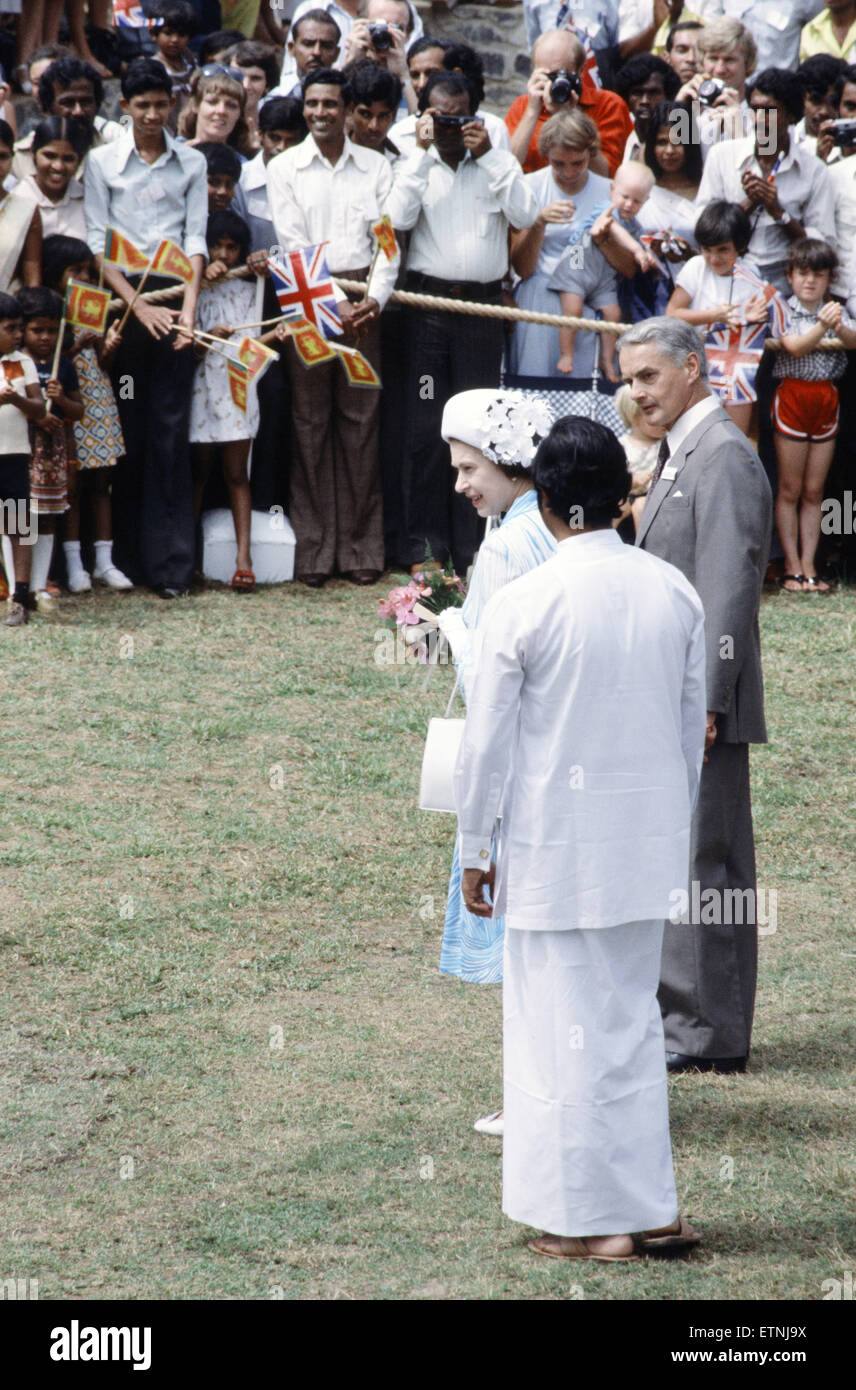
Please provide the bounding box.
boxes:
[444,673,460,719]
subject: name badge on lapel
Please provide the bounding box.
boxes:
[661,465,678,481]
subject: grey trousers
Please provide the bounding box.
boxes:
[658,741,758,1059]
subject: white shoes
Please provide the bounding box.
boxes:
[67,569,92,593]
[35,589,57,615]
[474,1109,504,1137]
[93,564,133,590]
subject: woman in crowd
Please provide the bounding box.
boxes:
[638,99,702,314]
[0,118,41,290]
[179,66,253,159]
[13,116,89,241]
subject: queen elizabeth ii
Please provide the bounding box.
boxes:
[434,389,556,1137]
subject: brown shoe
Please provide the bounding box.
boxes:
[297,573,326,589]
[5,600,28,627]
[345,569,380,586]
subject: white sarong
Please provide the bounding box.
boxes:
[502,920,678,1237]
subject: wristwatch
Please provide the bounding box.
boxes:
[777,210,792,226]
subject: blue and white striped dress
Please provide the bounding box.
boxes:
[439,489,557,983]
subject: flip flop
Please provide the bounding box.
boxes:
[803,576,833,593]
[231,568,255,592]
[528,1235,641,1262]
[778,574,806,593]
[639,1216,702,1251]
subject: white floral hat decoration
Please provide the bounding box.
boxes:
[441,389,553,471]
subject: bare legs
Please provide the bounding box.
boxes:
[774,432,835,591]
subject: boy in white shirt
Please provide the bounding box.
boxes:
[0,292,46,626]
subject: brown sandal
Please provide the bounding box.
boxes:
[231,568,255,592]
[528,1234,641,1262]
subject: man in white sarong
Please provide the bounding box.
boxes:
[456,416,707,1259]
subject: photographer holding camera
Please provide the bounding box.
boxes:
[341,0,421,113]
[505,29,632,176]
[675,17,756,148]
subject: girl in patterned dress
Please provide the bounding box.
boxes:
[190,210,259,591]
[41,235,131,591]
[17,286,84,615]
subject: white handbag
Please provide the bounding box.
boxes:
[419,678,463,814]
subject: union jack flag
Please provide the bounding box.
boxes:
[113,1,163,27]
[268,244,342,340]
[555,6,601,89]
[706,261,791,403]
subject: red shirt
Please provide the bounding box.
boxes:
[505,76,633,177]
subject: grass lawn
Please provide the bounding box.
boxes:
[0,576,854,1302]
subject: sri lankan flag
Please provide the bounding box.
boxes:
[288,317,337,367]
[65,280,111,335]
[371,215,398,263]
[227,359,249,413]
[102,224,150,273]
[334,344,381,388]
[236,336,277,383]
[150,238,195,284]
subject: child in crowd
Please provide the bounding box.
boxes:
[196,141,243,211]
[41,235,132,592]
[550,162,655,383]
[614,383,665,532]
[232,42,280,151]
[0,292,45,626]
[17,287,84,615]
[666,200,772,436]
[232,97,307,254]
[14,116,89,242]
[150,1,199,136]
[773,238,856,593]
[190,210,260,591]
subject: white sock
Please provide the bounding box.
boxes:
[63,540,86,576]
[1,535,14,590]
[94,539,112,573]
[31,532,54,593]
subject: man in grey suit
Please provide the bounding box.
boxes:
[618,317,772,1075]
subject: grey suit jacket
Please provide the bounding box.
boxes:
[636,403,772,745]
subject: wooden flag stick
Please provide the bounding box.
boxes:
[227,314,288,333]
[362,244,381,302]
[47,315,67,414]
[116,257,155,334]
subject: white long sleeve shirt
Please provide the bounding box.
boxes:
[267,134,399,308]
[385,144,537,282]
[455,528,706,930]
[83,127,208,263]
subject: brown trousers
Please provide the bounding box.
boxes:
[286,275,383,577]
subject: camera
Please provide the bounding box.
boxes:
[432,113,483,129]
[830,118,856,147]
[698,77,725,107]
[548,68,581,105]
[368,21,392,52]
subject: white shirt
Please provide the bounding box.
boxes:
[675,254,767,315]
[386,144,537,282]
[83,126,208,262]
[695,134,835,281]
[0,350,41,455]
[267,134,399,308]
[828,156,856,313]
[664,393,720,460]
[455,527,706,929]
[279,0,424,83]
[232,150,274,254]
[701,0,825,75]
[390,109,510,156]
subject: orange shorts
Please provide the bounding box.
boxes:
[772,378,839,442]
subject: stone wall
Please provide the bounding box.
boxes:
[414,2,531,117]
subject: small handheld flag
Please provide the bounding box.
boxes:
[2,359,24,382]
[102,224,150,274]
[113,1,164,28]
[268,245,343,339]
[236,336,277,382]
[227,359,250,413]
[334,345,381,389]
[150,238,195,285]
[371,216,398,263]
[287,317,338,366]
[65,280,111,335]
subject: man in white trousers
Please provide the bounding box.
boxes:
[456,415,708,1260]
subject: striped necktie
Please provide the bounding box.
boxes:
[649,437,671,490]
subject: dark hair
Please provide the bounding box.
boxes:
[418,70,473,115]
[644,100,702,184]
[615,54,680,102]
[301,67,351,103]
[150,0,198,35]
[195,140,242,181]
[833,62,856,104]
[41,235,95,292]
[17,286,64,323]
[747,67,805,125]
[233,41,279,92]
[27,43,71,70]
[0,292,22,322]
[695,200,751,252]
[206,209,250,262]
[38,56,104,115]
[198,30,247,65]
[665,20,704,52]
[0,118,13,150]
[786,236,838,277]
[442,43,485,110]
[532,416,630,527]
[32,115,91,161]
[408,35,451,62]
[797,53,846,103]
[121,56,173,100]
[292,8,342,42]
[259,95,306,135]
[345,60,402,110]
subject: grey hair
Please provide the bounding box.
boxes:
[619,316,709,382]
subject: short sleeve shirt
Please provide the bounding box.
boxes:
[0,350,40,454]
[772,295,854,381]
